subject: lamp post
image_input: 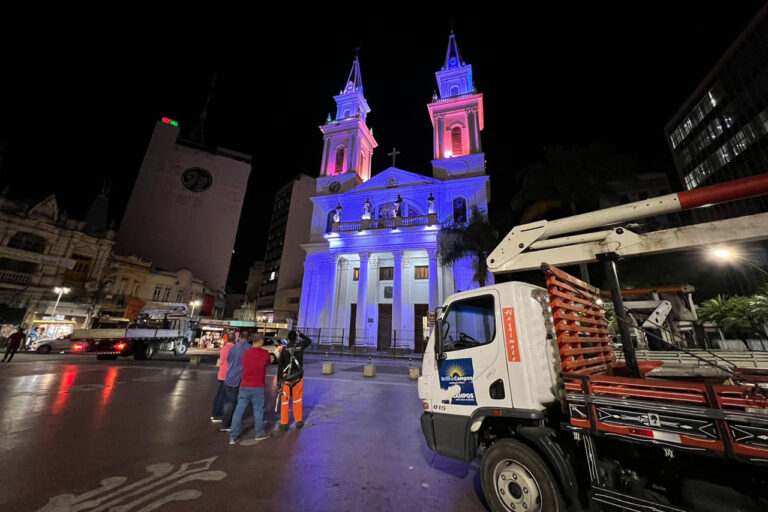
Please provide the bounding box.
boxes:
[189,299,201,317]
[51,287,70,318]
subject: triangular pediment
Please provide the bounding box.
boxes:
[28,194,59,223]
[349,167,439,194]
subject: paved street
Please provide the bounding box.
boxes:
[0,353,487,511]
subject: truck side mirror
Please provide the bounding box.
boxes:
[434,307,447,361]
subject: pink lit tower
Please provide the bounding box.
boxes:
[427,30,485,179]
[316,53,378,196]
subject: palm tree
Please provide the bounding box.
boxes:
[438,205,498,287]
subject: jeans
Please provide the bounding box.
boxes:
[2,347,18,363]
[221,384,239,428]
[211,380,225,419]
[230,387,265,440]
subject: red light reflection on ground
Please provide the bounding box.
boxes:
[100,367,119,407]
[52,365,78,415]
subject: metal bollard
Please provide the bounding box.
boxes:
[189,356,201,367]
[409,367,420,380]
[322,362,335,375]
[364,355,376,377]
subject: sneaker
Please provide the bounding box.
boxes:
[211,418,222,423]
[229,438,237,445]
[279,424,289,432]
[296,421,305,429]
[219,427,231,432]
[254,433,272,441]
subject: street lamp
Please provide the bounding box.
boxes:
[51,287,70,317]
[189,299,201,317]
[711,247,768,277]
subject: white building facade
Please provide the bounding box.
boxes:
[298,33,491,353]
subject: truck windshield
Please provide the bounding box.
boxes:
[441,294,496,352]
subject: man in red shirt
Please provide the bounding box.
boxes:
[229,333,272,444]
[3,326,25,363]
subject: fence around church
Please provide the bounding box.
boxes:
[296,327,425,359]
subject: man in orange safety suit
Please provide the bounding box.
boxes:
[278,330,312,431]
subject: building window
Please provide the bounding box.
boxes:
[451,126,463,156]
[8,232,46,253]
[379,267,394,280]
[163,287,171,301]
[176,290,184,302]
[453,197,467,224]
[269,271,277,281]
[288,297,300,304]
[414,266,428,279]
[153,285,162,300]
[335,147,345,174]
[353,268,359,281]
[65,254,92,282]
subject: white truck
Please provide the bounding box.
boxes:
[72,302,194,360]
[419,173,768,511]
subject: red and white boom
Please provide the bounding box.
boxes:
[488,173,768,273]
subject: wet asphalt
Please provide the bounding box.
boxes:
[0,352,487,511]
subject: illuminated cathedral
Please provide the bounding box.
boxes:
[297,32,491,352]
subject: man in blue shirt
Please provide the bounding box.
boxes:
[219,330,252,432]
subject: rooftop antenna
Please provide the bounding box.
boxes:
[189,72,217,145]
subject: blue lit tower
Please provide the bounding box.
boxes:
[427,30,485,179]
[316,54,379,196]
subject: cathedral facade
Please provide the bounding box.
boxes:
[298,32,490,352]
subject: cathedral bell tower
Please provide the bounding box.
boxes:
[427,31,485,179]
[317,54,378,195]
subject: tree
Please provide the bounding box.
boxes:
[697,294,768,350]
[438,205,498,287]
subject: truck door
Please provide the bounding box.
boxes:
[434,289,511,415]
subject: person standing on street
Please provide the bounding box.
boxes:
[210,332,235,422]
[229,333,271,445]
[278,330,312,431]
[3,326,25,363]
[219,330,252,432]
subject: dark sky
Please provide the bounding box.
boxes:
[1,2,764,291]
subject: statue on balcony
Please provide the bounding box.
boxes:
[394,195,403,217]
[333,203,342,223]
[427,192,435,214]
[362,198,372,220]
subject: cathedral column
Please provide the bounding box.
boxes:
[355,252,370,341]
[392,249,403,344]
[320,139,330,175]
[467,108,479,153]
[437,115,445,158]
[427,247,439,311]
[325,253,339,332]
[298,259,314,327]
[349,134,359,173]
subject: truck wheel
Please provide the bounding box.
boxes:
[481,438,565,512]
[133,343,154,360]
[174,343,188,356]
[37,345,52,354]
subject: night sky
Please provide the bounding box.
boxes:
[1,3,764,292]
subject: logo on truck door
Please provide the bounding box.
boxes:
[439,358,477,405]
[503,307,521,362]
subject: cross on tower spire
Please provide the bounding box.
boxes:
[388,147,400,167]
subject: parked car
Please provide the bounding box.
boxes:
[262,337,286,364]
[29,335,85,354]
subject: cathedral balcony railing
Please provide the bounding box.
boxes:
[332,213,438,233]
[434,91,479,103]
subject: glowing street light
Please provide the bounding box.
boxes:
[711,247,768,277]
[51,286,70,317]
[189,300,202,317]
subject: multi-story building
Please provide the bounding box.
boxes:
[666,3,768,219]
[245,260,264,301]
[115,117,251,293]
[0,191,114,336]
[256,174,315,328]
[298,32,491,353]
[665,3,768,294]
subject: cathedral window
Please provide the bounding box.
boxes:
[450,85,460,97]
[379,267,394,281]
[451,126,463,156]
[453,197,467,224]
[335,147,345,174]
[353,268,359,281]
[414,266,429,280]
